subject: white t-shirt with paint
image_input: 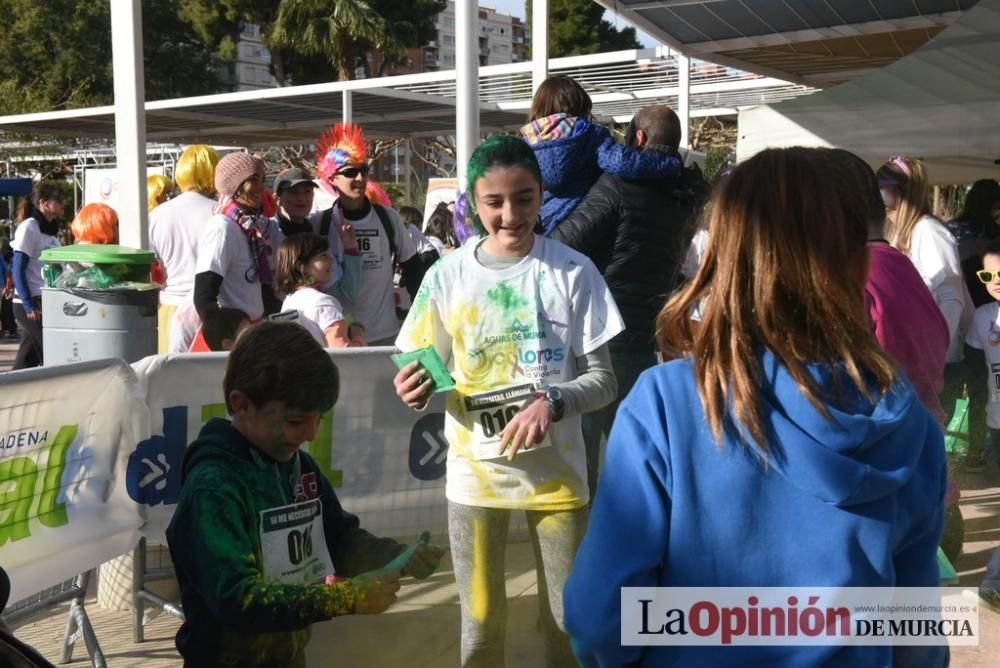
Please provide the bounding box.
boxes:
[195,214,263,320]
[281,286,346,347]
[11,218,59,303]
[965,301,1000,428]
[149,191,217,306]
[395,235,624,511]
[335,204,416,342]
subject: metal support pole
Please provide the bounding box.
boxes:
[532,0,549,93]
[342,90,353,124]
[677,53,691,149]
[404,139,413,205]
[132,537,146,643]
[456,0,480,191]
[111,0,149,249]
[59,571,106,667]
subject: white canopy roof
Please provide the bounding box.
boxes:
[0,49,815,149]
[736,0,1000,184]
[594,0,979,86]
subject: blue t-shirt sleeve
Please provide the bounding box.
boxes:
[12,251,35,309]
[564,385,672,666]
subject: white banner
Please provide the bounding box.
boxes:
[83,166,164,212]
[422,178,459,230]
[131,348,450,543]
[0,360,148,602]
[4,348,526,602]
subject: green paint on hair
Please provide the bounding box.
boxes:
[466,135,543,236]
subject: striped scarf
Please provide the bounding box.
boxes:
[221,199,273,285]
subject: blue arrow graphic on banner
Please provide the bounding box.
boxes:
[126,406,187,506]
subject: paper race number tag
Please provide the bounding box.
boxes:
[259,499,334,585]
[463,383,552,460]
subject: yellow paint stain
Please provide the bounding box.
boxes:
[406,308,437,348]
[445,301,482,335]
[470,516,490,624]
[533,479,575,503]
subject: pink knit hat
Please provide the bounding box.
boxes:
[214,152,265,199]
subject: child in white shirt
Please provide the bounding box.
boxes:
[274,234,365,348]
[965,239,1000,467]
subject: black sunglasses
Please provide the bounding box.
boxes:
[338,165,370,179]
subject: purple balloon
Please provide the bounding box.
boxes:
[453,191,476,245]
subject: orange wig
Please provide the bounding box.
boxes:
[71,203,119,245]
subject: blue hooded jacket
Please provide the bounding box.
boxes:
[526,117,682,236]
[564,351,948,667]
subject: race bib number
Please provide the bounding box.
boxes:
[356,228,383,270]
[259,499,334,585]
[463,383,552,460]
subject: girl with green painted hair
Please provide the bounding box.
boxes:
[394,134,625,666]
[464,134,544,237]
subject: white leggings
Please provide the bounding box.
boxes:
[448,500,588,668]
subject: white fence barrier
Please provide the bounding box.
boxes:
[1,348,455,604]
[1,359,147,603]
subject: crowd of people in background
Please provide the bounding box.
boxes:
[2,70,1000,667]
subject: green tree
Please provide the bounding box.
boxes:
[364,0,447,77]
[0,0,219,115]
[270,0,386,82]
[526,0,641,57]
[180,0,446,86]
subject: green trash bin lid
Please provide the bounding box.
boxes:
[40,244,157,265]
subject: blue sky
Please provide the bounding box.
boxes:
[486,0,658,47]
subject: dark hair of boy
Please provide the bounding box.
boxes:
[273,233,330,294]
[223,320,338,414]
[398,206,423,228]
[982,237,1000,259]
[202,307,249,352]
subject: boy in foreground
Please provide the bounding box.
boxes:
[166,321,443,667]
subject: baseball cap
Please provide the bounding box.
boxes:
[273,167,318,193]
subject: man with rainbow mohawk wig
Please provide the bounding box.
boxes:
[313,122,435,345]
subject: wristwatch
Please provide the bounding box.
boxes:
[540,386,565,423]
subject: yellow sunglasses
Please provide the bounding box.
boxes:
[977,270,1000,284]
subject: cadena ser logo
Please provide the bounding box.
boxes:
[621,587,979,647]
[0,425,78,546]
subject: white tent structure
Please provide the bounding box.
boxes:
[737,0,1000,184]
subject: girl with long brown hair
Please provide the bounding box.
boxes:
[565,147,948,667]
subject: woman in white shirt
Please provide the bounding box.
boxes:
[877,156,972,363]
[10,183,64,369]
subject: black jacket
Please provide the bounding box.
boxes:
[552,157,709,353]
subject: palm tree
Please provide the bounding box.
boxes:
[270,0,386,82]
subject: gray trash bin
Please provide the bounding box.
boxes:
[39,244,158,366]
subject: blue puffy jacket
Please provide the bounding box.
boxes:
[526,117,682,236]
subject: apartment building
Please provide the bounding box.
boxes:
[217,23,277,91]
[426,2,527,71]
